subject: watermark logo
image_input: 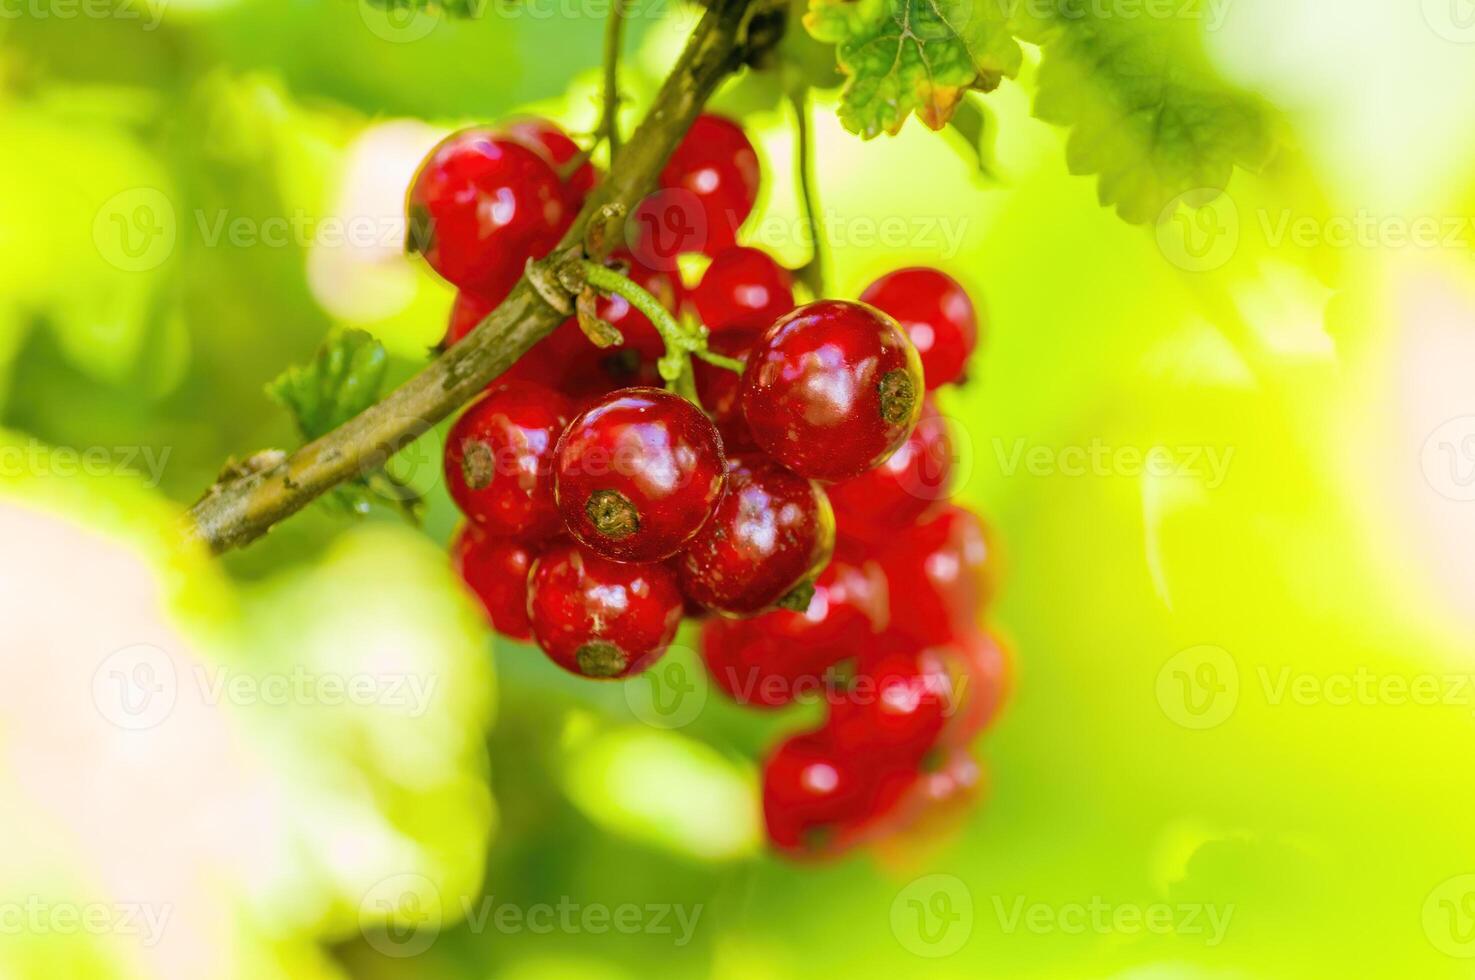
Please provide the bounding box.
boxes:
[358,0,439,42]
[1156,645,1238,729]
[93,188,176,272]
[0,897,172,947]
[1156,189,1239,273]
[990,895,1233,945]
[1422,417,1475,502]
[360,874,442,958]
[92,644,177,731]
[891,874,973,957]
[623,651,707,729]
[1423,0,1475,43]
[1424,875,1475,957]
[628,189,708,272]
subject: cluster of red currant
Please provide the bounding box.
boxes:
[407,113,1007,859]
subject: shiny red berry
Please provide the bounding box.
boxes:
[656,114,759,256]
[504,116,597,207]
[859,267,979,389]
[527,540,683,678]
[935,630,1011,748]
[700,618,836,709]
[877,505,995,645]
[747,555,889,660]
[407,129,571,295]
[692,246,794,333]
[826,644,952,763]
[827,397,954,539]
[762,731,917,857]
[553,387,727,562]
[444,382,573,539]
[691,330,758,452]
[740,300,924,482]
[452,525,538,640]
[676,454,834,616]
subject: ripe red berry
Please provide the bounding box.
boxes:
[553,387,727,562]
[747,555,889,660]
[407,129,571,296]
[504,116,597,207]
[827,398,954,540]
[675,454,834,616]
[585,252,684,360]
[452,525,538,640]
[691,330,758,452]
[859,267,979,389]
[826,644,952,763]
[655,114,760,256]
[762,731,917,857]
[877,505,995,645]
[935,630,1011,748]
[692,246,794,333]
[444,382,573,539]
[527,540,683,678]
[700,618,837,709]
[740,300,925,482]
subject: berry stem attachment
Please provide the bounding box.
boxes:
[578,259,737,397]
[789,86,826,297]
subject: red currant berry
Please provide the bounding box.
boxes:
[692,246,794,333]
[585,252,684,360]
[445,381,573,539]
[877,505,995,645]
[527,541,683,678]
[740,300,924,482]
[762,731,917,857]
[676,454,834,615]
[452,525,538,640]
[826,644,952,763]
[747,555,889,660]
[859,267,979,389]
[504,116,597,206]
[827,397,954,539]
[553,387,727,562]
[656,114,759,256]
[700,618,836,709]
[936,630,1011,748]
[691,330,758,452]
[407,129,571,295]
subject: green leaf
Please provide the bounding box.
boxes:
[266,329,387,441]
[1026,13,1273,224]
[805,0,1023,138]
[360,0,484,16]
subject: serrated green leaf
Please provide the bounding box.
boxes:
[1027,14,1273,224]
[805,0,1022,138]
[266,329,388,441]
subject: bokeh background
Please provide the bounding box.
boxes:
[5,0,1475,977]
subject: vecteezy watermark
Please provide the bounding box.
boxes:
[745,211,972,260]
[891,875,974,957]
[991,438,1235,489]
[1425,874,1475,957]
[1157,646,1475,729]
[0,439,171,488]
[91,644,440,730]
[1422,417,1475,502]
[1157,189,1475,273]
[1422,0,1475,44]
[357,0,693,44]
[1156,645,1240,730]
[0,0,166,31]
[623,648,708,729]
[989,895,1234,946]
[1000,0,1236,31]
[0,897,172,947]
[359,875,703,958]
[93,188,177,273]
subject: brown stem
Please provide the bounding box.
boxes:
[185,0,776,555]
